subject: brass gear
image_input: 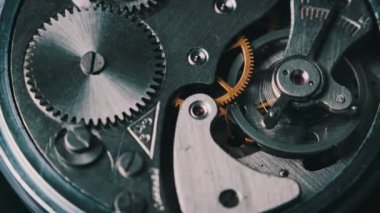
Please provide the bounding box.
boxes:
[215,36,254,105]
[174,36,254,108]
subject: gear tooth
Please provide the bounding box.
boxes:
[130,107,139,116]
[46,105,54,112]
[155,61,165,68]
[85,118,93,126]
[61,114,69,122]
[114,115,122,124]
[113,5,123,15]
[26,79,34,85]
[122,111,130,119]
[103,3,113,12]
[160,50,166,58]
[57,12,64,20]
[115,114,122,124]
[64,9,71,17]
[98,0,156,13]
[143,27,150,33]
[69,117,76,123]
[30,40,37,47]
[116,114,125,123]
[52,110,61,117]
[72,5,80,13]
[111,116,119,125]
[78,118,85,125]
[136,103,146,112]
[24,61,32,69]
[155,56,164,63]
[154,47,163,53]
[103,3,113,11]
[29,87,38,93]
[145,87,155,97]
[25,47,33,54]
[143,1,149,7]
[154,67,164,72]
[43,22,51,30]
[112,115,118,123]
[146,87,156,94]
[153,75,162,82]
[34,93,43,99]
[149,34,159,42]
[24,56,31,63]
[40,100,49,106]
[138,101,146,108]
[154,70,165,76]
[37,29,45,36]
[97,118,103,126]
[97,118,104,127]
[100,119,107,127]
[107,116,116,125]
[49,17,57,24]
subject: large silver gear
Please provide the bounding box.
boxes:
[24,5,165,126]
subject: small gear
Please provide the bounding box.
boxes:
[173,37,254,108]
[24,5,165,126]
[215,36,255,105]
[93,0,158,12]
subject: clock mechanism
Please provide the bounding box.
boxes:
[0,0,380,212]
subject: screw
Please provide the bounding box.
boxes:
[64,124,92,153]
[350,106,358,114]
[116,152,145,178]
[215,0,237,14]
[279,169,289,177]
[336,95,346,104]
[329,0,349,9]
[188,48,209,66]
[55,124,104,166]
[219,189,239,208]
[80,51,106,75]
[268,110,276,118]
[114,191,146,213]
[190,101,209,119]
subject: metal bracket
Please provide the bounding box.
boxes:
[173,94,300,212]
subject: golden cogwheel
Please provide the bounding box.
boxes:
[215,36,254,105]
[173,36,254,108]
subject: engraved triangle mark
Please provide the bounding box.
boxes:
[127,103,160,159]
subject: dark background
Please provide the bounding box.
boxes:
[0,173,28,212]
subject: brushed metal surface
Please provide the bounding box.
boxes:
[173,94,300,213]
